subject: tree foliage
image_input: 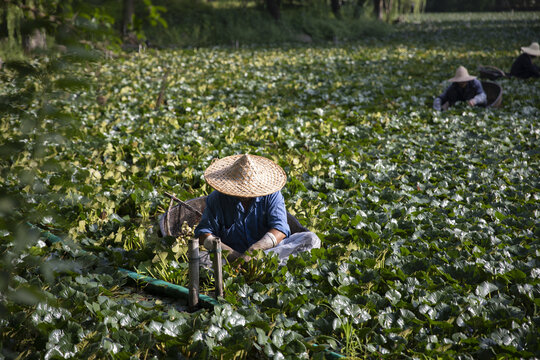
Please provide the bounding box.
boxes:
[369,0,426,21]
[0,2,163,357]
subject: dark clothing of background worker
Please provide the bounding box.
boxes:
[510,42,540,79]
[433,66,487,111]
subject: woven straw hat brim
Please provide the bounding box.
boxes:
[521,43,540,56]
[448,66,476,82]
[204,154,287,197]
[449,74,476,82]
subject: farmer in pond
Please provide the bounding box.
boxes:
[433,66,487,111]
[510,42,540,79]
[195,154,320,264]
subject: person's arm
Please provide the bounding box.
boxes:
[241,192,289,261]
[531,61,540,77]
[239,229,286,262]
[246,229,286,251]
[523,55,540,77]
[433,97,442,111]
[194,192,242,262]
[434,84,452,111]
[269,228,286,245]
[265,191,290,238]
[201,233,242,262]
[510,55,522,77]
[469,80,486,106]
[194,194,217,239]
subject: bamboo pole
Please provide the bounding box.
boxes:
[164,192,203,217]
[164,196,175,236]
[188,238,200,309]
[213,238,224,298]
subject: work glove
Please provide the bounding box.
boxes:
[433,97,442,111]
[203,234,219,250]
[247,232,277,252]
[240,232,277,262]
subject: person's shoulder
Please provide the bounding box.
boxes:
[269,191,286,205]
[258,191,284,204]
[267,191,284,199]
[471,78,482,86]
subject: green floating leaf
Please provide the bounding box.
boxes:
[494,211,506,221]
[385,289,402,305]
[475,281,498,297]
[55,77,90,91]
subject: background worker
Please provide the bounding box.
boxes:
[510,42,540,79]
[433,65,487,111]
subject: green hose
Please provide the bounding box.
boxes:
[30,223,218,308]
[118,268,219,308]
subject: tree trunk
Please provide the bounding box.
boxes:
[373,0,383,20]
[24,29,47,53]
[331,0,342,18]
[266,0,281,20]
[121,0,135,37]
[354,0,367,18]
[384,0,393,21]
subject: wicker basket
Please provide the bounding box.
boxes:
[478,66,507,81]
[482,81,503,108]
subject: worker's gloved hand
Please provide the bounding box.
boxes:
[433,98,442,111]
[248,232,276,252]
[241,232,277,262]
[203,234,219,251]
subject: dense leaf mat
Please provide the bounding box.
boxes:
[1,12,539,360]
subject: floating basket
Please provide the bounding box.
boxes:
[482,81,503,108]
[478,65,507,80]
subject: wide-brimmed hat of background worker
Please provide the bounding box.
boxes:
[448,66,477,82]
[521,42,540,57]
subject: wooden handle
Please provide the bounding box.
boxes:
[164,192,203,217]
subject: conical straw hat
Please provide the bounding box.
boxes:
[448,66,476,82]
[521,42,540,56]
[204,154,287,197]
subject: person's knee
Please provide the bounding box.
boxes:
[305,232,321,248]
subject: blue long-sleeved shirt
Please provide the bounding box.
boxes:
[510,53,540,79]
[433,79,487,110]
[194,190,290,253]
